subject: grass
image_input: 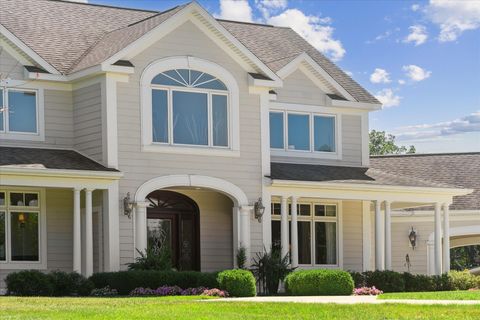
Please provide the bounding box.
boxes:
[0,296,479,319]
[379,290,480,300]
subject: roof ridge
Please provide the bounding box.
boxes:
[45,0,159,13]
[217,19,275,27]
[371,152,480,158]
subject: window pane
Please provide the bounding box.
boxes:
[269,112,284,149]
[314,204,325,216]
[0,89,4,131]
[8,90,37,133]
[315,222,336,265]
[298,221,311,264]
[0,211,5,261]
[326,205,337,217]
[271,203,281,215]
[152,73,185,86]
[173,91,208,145]
[11,212,39,261]
[314,116,335,152]
[271,220,281,250]
[288,114,310,150]
[196,79,227,91]
[10,192,24,206]
[147,218,172,253]
[152,90,168,143]
[0,192,5,206]
[298,204,311,216]
[212,95,228,147]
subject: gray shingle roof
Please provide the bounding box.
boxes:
[270,162,457,189]
[370,153,480,210]
[0,146,118,172]
[0,0,378,104]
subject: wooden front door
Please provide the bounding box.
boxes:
[146,190,200,271]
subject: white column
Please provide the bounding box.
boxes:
[85,189,94,277]
[73,188,81,274]
[443,203,450,273]
[434,202,442,275]
[290,196,298,268]
[374,200,384,270]
[135,201,149,256]
[384,200,392,270]
[239,206,252,266]
[103,182,120,272]
[280,196,289,258]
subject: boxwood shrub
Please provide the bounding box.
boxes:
[285,269,354,296]
[363,270,405,293]
[89,270,218,295]
[217,269,256,297]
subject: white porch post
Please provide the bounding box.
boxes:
[239,206,252,266]
[384,200,392,270]
[434,202,442,275]
[280,196,289,258]
[374,200,384,270]
[443,203,451,273]
[290,196,298,268]
[135,201,149,256]
[73,188,82,274]
[85,189,94,277]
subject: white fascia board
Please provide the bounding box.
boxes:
[0,167,123,180]
[248,74,283,88]
[328,97,382,111]
[0,24,60,75]
[25,65,134,82]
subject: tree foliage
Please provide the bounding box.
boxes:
[369,130,416,155]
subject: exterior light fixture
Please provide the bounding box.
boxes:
[408,227,417,250]
[123,192,134,219]
[18,213,26,228]
[254,197,265,222]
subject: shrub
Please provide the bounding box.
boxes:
[448,270,479,290]
[217,269,256,297]
[89,270,218,295]
[285,269,354,296]
[236,246,247,270]
[90,286,118,297]
[363,270,405,293]
[49,271,93,296]
[349,271,365,288]
[5,270,53,296]
[127,246,172,271]
[353,286,383,296]
[432,273,452,291]
[250,246,293,295]
[403,273,436,292]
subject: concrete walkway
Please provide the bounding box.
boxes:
[210,296,480,305]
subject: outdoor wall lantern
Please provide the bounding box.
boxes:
[408,227,417,250]
[123,192,134,219]
[254,198,265,222]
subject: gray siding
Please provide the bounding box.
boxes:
[73,83,103,162]
[275,69,327,106]
[342,200,363,271]
[0,45,24,80]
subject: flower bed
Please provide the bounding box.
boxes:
[129,286,228,297]
[353,286,383,296]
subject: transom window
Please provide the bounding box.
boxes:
[269,111,336,153]
[151,69,229,148]
[0,191,41,264]
[271,201,338,266]
[0,88,38,134]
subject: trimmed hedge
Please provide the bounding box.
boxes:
[217,269,256,297]
[5,270,93,296]
[364,270,405,293]
[285,270,354,296]
[89,270,218,295]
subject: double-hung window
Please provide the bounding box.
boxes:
[0,190,43,267]
[0,88,39,135]
[269,110,337,154]
[271,201,339,266]
[150,69,229,148]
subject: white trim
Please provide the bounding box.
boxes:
[362,200,372,271]
[328,98,381,111]
[140,56,240,156]
[101,74,119,169]
[24,65,134,83]
[361,113,369,166]
[0,38,32,66]
[134,174,249,206]
[269,101,369,115]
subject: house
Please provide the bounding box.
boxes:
[0,0,473,290]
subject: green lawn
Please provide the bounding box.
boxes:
[379,290,480,300]
[1,296,480,320]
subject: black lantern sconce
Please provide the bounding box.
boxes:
[254,198,265,222]
[123,192,134,219]
[408,227,417,250]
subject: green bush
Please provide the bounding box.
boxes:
[49,271,94,296]
[250,247,293,295]
[448,270,479,290]
[89,270,218,295]
[403,273,436,292]
[364,270,405,293]
[349,271,365,288]
[217,269,256,297]
[127,246,172,271]
[285,269,354,296]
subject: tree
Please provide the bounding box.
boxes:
[369,130,416,155]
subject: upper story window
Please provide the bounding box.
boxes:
[151,69,228,147]
[0,88,38,134]
[269,110,337,154]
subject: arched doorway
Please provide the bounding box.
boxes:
[146,190,200,271]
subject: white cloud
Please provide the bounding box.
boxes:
[403,65,431,82]
[404,25,428,46]
[370,68,391,84]
[344,70,353,77]
[398,79,406,85]
[425,0,480,42]
[411,4,420,12]
[395,111,480,140]
[218,0,253,22]
[375,89,401,108]
[267,9,345,61]
[255,0,288,18]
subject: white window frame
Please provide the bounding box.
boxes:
[0,87,45,141]
[0,188,47,269]
[269,109,341,160]
[141,56,240,157]
[271,199,343,268]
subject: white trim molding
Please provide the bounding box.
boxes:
[140,56,240,157]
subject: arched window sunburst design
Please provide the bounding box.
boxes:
[152,69,227,91]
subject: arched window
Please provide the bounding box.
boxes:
[150,68,229,147]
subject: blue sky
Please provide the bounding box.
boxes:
[86,0,480,153]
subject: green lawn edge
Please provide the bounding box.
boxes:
[378,290,480,300]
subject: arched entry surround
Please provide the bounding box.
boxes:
[134,175,252,267]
